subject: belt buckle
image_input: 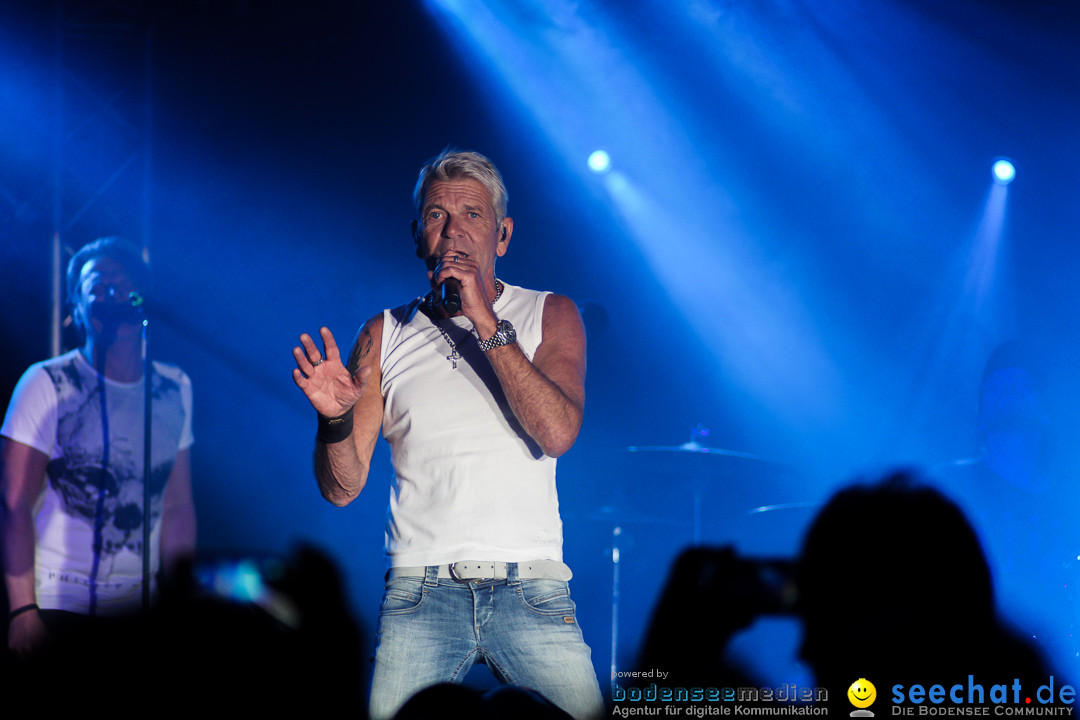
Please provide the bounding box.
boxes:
[449,561,496,582]
[448,562,476,582]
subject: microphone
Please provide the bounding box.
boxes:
[441,278,462,315]
[90,299,141,327]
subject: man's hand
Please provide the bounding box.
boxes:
[429,252,499,338]
[295,319,384,505]
[7,607,49,657]
[292,326,372,418]
[2,437,50,657]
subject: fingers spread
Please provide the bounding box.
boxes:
[320,326,341,362]
[293,344,315,375]
[298,332,320,361]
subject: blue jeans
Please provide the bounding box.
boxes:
[368,564,605,720]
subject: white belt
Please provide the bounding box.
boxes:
[386,560,572,582]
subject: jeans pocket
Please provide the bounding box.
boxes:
[379,577,425,616]
[517,579,576,616]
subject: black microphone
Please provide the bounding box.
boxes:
[441,278,462,315]
[90,299,141,327]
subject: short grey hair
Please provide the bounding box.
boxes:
[413,149,509,224]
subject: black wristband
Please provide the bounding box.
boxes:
[8,603,39,623]
[317,407,354,444]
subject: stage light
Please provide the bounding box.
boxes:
[588,149,611,174]
[992,159,1015,185]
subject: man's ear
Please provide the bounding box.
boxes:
[496,217,513,258]
[69,300,88,338]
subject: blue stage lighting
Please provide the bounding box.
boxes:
[588,149,611,174]
[992,159,1015,185]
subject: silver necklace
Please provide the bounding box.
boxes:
[433,323,464,369]
[429,279,504,369]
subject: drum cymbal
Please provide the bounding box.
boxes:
[583,503,687,526]
[746,501,819,515]
[627,441,777,464]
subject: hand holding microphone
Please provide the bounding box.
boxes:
[434,251,469,316]
[432,250,498,322]
[441,277,462,315]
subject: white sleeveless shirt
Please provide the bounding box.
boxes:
[379,283,563,567]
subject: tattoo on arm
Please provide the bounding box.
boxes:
[347,325,374,374]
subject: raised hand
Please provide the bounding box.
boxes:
[292,326,371,418]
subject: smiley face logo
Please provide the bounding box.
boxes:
[848,678,877,709]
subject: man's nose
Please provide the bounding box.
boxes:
[441,213,464,237]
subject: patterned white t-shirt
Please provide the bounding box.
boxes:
[1,350,193,614]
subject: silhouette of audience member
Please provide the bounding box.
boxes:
[392,683,496,720]
[484,684,574,719]
[798,473,1052,693]
[635,546,765,690]
[631,472,1057,712]
[0,545,366,713]
[391,682,572,719]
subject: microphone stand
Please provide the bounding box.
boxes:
[610,524,622,699]
[90,338,113,617]
[137,300,153,614]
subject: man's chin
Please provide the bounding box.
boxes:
[91,320,142,340]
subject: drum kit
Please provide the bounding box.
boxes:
[590,430,1080,688]
[590,425,806,540]
[583,425,815,695]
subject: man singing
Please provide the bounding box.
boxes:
[2,237,196,655]
[292,150,604,719]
